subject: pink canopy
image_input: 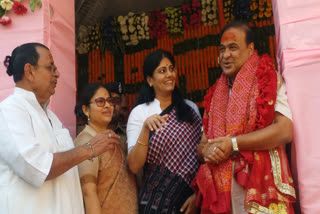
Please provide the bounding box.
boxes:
[0,0,76,138]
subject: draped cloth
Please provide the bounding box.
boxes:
[192,52,296,214]
[75,125,138,214]
[139,104,202,213]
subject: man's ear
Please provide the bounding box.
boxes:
[24,63,36,81]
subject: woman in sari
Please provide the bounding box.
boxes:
[127,49,202,214]
[74,83,138,214]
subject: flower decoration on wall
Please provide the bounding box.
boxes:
[0,0,41,26]
[251,0,272,20]
[76,25,90,54]
[88,24,101,50]
[182,0,202,29]
[201,0,218,26]
[164,7,183,36]
[118,12,140,46]
[148,9,167,39]
[136,12,150,42]
[223,0,233,23]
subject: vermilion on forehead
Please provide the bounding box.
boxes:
[221,31,237,43]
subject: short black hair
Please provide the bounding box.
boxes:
[3,43,48,82]
[220,21,254,45]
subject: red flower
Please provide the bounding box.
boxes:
[0,16,12,25]
[13,1,27,15]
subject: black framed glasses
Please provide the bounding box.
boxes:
[89,97,116,107]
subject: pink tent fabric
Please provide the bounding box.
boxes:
[0,0,76,138]
[272,0,320,213]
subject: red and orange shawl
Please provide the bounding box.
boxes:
[192,51,296,214]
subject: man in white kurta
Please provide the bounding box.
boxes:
[0,88,84,214]
[0,43,119,214]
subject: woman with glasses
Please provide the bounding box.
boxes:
[74,83,138,214]
[127,50,202,213]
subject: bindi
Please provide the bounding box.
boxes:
[221,31,236,43]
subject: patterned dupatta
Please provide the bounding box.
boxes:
[192,52,296,214]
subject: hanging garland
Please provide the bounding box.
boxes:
[251,0,272,20]
[182,0,202,29]
[148,9,167,39]
[164,7,183,36]
[201,0,218,26]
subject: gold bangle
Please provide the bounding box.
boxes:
[85,142,95,161]
[137,140,148,146]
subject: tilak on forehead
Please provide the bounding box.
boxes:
[221,31,236,43]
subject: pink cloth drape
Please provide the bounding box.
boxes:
[272,0,320,213]
[0,0,76,138]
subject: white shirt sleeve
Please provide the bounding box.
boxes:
[126,105,145,152]
[0,102,53,188]
[275,82,292,120]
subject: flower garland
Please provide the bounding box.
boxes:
[148,9,167,39]
[136,12,150,41]
[201,0,218,26]
[0,0,41,26]
[182,0,202,29]
[222,0,233,23]
[164,7,183,36]
[250,0,272,20]
[118,12,148,46]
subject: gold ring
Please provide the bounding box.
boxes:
[213,147,217,152]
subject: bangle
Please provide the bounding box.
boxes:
[85,142,95,161]
[137,140,148,146]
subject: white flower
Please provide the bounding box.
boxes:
[120,25,128,34]
[128,12,134,17]
[0,0,13,10]
[122,35,129,41]
[128,25,135,33]
[128,17,134,24]
[78,25,89,41]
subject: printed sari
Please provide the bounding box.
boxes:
[139,105,202,213]
[75,125,138,214]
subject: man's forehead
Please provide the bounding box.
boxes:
[36,46,53,61]
[220,28,245,44]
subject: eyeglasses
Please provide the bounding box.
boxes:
[89,97,116,107]
[37,64,58,73]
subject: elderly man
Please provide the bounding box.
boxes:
[193,22,296,213]
[0,43,119,214]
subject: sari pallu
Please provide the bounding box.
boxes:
[76,125,138,214]
[139,105,202,213]
[192,52,296,214]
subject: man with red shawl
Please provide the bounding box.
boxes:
[192,22,296,214]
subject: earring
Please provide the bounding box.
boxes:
[149,84,153,87]
[217,56,220,65]
[86,114,90,121]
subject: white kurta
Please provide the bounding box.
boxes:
[0,88,84,214]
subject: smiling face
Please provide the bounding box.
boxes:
[83,87,114,130]
[219,27,254,80]
[147,57,177,98]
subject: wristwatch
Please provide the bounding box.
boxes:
[231,136,240,156]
